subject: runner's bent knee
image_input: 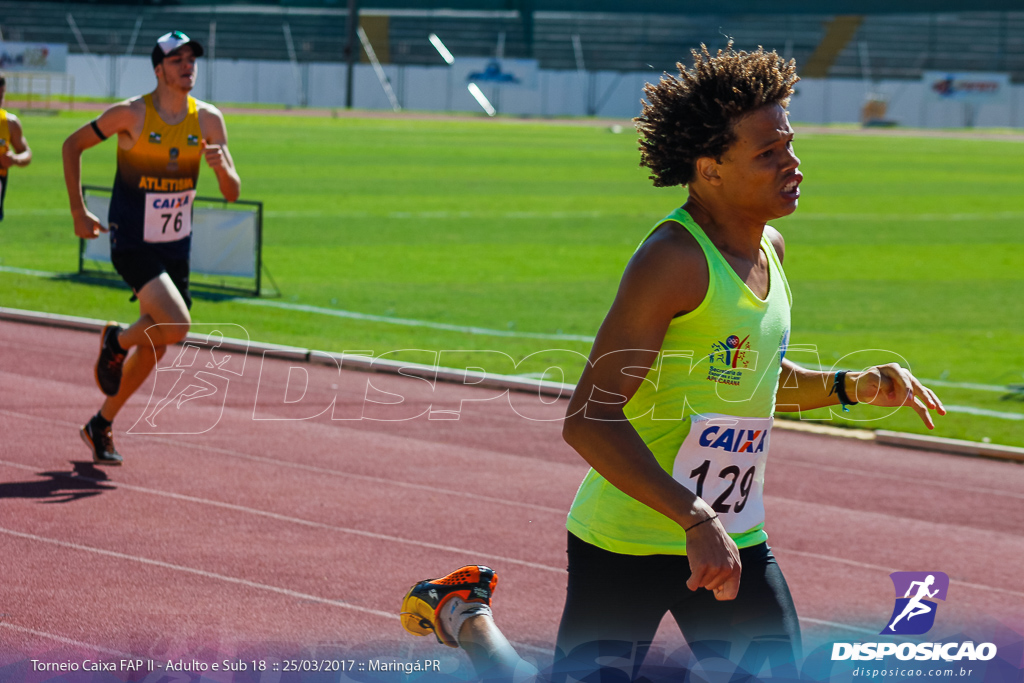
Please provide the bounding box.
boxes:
[137,273,190,344]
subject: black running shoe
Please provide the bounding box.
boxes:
[95,322,126,396]
[80,417,123,466]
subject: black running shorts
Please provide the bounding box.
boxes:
[553,532,801,681]
[110,247,192,310]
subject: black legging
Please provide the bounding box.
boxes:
[552,532,801,682]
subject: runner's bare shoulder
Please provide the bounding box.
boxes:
[94,96,145,125]
[763,225,786,263]
[195,100,226,124]
[195,100,229,140]
[625,219,710,318]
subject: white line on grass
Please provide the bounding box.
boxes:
[232,297,596,342]
[0,526,399,620]
[0,458,562,573]
[943,405,1023,420]
[0,264,64,277]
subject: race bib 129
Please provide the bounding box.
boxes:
[143,190,196,243]
[672,413,772,535]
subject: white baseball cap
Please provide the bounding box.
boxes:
[152,31,204,67]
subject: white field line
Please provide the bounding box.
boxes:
[943,404,1023,421]
[0,527,398,620]
[0,408,566,516]
[0,458,561,574]
[0,264,63,277]
[232,297,595,342]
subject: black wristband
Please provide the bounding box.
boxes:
[830,370,858,411]
[685,514,718,533]
[90,120,108,141]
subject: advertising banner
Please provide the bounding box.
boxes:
[454,58,539,90]
[0,42,69,73]
[924,71,1010,104]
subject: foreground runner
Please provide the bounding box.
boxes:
[0,73,34,221]
[401,43,944,681]
[62,31,240,465]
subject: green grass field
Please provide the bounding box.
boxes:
[1,109,1022,447]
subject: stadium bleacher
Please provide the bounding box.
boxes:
[3,1,1023,82]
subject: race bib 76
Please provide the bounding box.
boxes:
[143,190,196,243]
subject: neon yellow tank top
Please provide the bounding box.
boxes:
[0,109,10,179]
[566,208,792,555]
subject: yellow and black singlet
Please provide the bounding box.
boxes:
[108,94,202,258]
[0,108,11,220]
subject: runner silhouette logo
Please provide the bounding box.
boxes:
[882,571,949,635]
[128,324,249,435]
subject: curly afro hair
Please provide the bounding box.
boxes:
[635,42,799,188]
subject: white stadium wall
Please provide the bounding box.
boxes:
[66,55,1024,128]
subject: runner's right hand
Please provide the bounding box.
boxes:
[73,209,108,239]
[684,514,742,601]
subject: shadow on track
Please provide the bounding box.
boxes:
[0,462,116,503]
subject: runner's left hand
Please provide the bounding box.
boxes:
[850,363,946,429]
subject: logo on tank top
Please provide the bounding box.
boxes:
[149,132,162,144]
[706,334,753,386]
[168,147,180,171]
[187,134,200,146]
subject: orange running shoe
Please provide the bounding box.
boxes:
[400,565,498,647]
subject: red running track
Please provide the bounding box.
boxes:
[1,319,1022,681]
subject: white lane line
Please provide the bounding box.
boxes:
[781,460,1024,501]
[146,435,568,516]
[0,622,132,657]
[0,527,398,620]
[774,548,1024,600]
[0,458,562,574]
[231,298,596,342]
[0,408,566,516]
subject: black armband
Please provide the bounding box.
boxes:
[90,120,108,141]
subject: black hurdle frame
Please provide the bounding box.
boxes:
[78,185,264,297]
